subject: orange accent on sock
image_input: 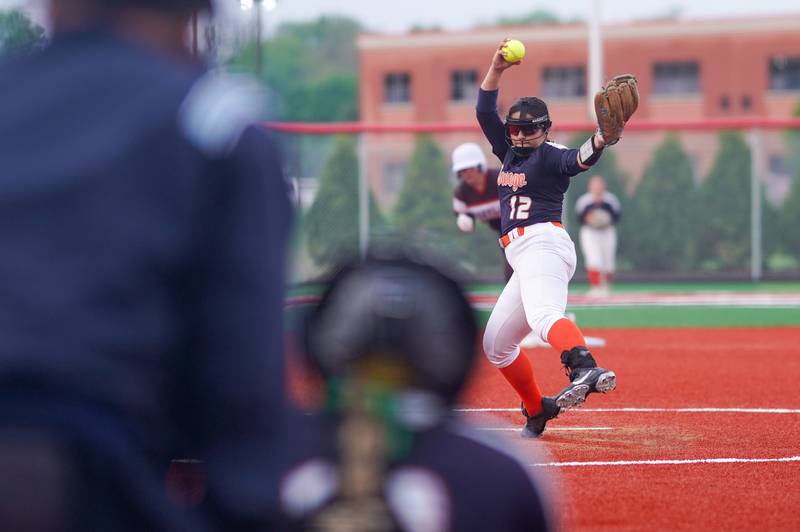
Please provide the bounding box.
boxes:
[547,318,587,354]
[587,269,601,287]
[499,351,543,416]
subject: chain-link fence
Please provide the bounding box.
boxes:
[271,120,800,284]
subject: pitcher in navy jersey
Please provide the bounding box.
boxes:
[478,40,620,438]
[451,142,513,280]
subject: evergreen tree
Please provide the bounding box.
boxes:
[761,188,789,272]
[304,136,384,269]
[776,170,800,267]
[625,135,698,272]
[784,101,800,177]
[694,131,751,271]
[394,135,455,237]
[769,100,800,271]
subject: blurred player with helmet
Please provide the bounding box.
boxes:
[280,252,555,531]
[575,175,622,296]
[451,142,513,280]
[0,0,292,529]
[476,39,638,437]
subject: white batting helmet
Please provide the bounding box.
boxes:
[451,143,487,173]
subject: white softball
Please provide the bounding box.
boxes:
[456,213,475,233]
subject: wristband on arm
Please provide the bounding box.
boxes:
[578,134,603,167]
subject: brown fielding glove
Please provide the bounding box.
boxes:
[594,74,639,145]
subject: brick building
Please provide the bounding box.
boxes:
[357,15,800,205]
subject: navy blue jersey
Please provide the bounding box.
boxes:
[477,89,594,234]
[0,29,292,529]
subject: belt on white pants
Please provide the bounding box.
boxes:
[499,221,564,249]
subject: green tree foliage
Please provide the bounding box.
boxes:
[625,135,698,272]
[770,100,800,271]
[783,101,800,176]
[394,135,457,237]
[231,15,360,122]
[694,131,751,271]
[229,17,361,202]
[497,10,562,26]
[0,9,45,57]
[775,170,800,266]
[304,136,385,268]
[761,188,788,272]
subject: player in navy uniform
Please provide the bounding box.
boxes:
[282,253,555,532]
[478,40,630,438]
[575,175,622,296]
[451,142,513,280]
[0,0,292,529]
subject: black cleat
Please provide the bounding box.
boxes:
[521,397,561,438]
[555,346,617,410]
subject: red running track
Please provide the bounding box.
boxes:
[458,327,800,531]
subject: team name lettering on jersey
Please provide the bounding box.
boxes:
[497,170,527,192]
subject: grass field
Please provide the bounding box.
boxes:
[288,281,800,329]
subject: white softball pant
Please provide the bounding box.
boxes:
[579,226,617,273]
[483,222,577,369]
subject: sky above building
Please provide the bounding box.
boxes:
[235,0,800,33]
[5,0,800,34]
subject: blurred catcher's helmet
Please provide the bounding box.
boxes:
[504,96,552,156]
[451,142,487,174]
[304,253,477,405]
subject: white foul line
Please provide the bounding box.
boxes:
[456,407,800,414]
[530,455,800,468]
[479,427,613,432]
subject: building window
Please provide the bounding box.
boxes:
[451,70,478,102]
[652,61,700,95]
[769,56,800,91]
[541,66,586,98]
[384,73,411,103]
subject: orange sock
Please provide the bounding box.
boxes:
[499,351,543,416]
[547,318,586,354]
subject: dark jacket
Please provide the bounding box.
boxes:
[0,29,292,530]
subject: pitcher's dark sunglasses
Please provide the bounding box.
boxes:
[506,124,547,136]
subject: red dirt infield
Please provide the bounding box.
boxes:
[458,327,800,531]
[172,327,800,530]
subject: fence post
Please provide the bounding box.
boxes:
[749,127,763,281]
[358,133,369,257]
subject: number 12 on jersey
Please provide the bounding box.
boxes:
[509,195,531,220]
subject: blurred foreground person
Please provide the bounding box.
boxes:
[0,1,292,530]
[281,253,554,531]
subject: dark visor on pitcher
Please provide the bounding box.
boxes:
[507,124,545,136]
